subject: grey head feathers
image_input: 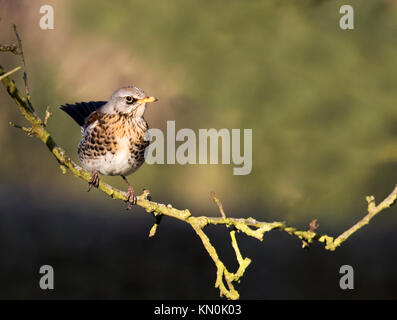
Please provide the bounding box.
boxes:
[60,86,150,126]
[100,86,147,115]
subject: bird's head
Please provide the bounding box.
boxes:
[103,86,158,118]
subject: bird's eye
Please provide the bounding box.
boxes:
[125,96,135,104]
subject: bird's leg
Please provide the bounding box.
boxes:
[87,170,100,192]
[121,175,137,209]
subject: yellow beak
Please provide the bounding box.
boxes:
[138,96,158,104]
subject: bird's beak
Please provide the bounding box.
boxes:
[138,96,158,104]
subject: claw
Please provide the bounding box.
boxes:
[121,175,136,210]
[88,170,99,192]
[126,186,137,210]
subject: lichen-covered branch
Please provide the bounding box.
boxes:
[1,28,396,299]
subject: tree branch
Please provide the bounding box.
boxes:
[1,40,396,299]
[12,25,33,111]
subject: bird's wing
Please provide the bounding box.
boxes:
[60,101,107,127]
[79,110,103,137]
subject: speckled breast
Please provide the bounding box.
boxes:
[78,112,150,176]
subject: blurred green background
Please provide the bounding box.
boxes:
[1,0,397,299]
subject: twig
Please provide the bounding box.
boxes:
[210,190,226,218]
[301,219,320,248]
[9,121,33,134]
[0,44,20,55]
[328,186,397,250]
[208,191,251,299]
[13,24,34,113]
[148,213,163,237]
[44,106,52,126]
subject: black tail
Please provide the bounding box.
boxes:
[60,101,107,126]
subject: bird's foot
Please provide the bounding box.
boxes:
[125,185,137,210]
[87,170,99,192]
[121,175,136,210]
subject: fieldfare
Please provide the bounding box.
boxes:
[60,86,158,208]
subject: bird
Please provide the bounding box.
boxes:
[60,86,158,208]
